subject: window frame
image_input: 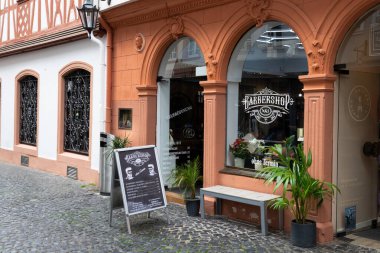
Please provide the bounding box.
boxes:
[57,62,93,162]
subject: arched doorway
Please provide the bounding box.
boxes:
[156,37,206,187]
[335,5,380,235]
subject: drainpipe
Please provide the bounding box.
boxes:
[89,28,106,131]
[99,16,113,133]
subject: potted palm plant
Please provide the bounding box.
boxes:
[258,136,339,248]
[171,156,203,216]
[107,135,131,153]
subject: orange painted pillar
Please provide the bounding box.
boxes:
[299,73,336,243]
[199,80,227,214]
[136,85,157,146]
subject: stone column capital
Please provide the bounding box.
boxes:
[199,80,227,95]
[136,85,157,96]
[299,74,336,93]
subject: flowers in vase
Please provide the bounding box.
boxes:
[230,138,250,159]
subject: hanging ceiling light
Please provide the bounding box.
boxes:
[77,0,111,38]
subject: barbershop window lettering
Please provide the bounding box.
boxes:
[119,109,132,129]
[239,80,304,140]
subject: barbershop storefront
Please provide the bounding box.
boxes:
[102,0,380,243]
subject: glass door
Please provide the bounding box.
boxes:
[336,70,379,232]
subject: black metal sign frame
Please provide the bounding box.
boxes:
[113,145,168,234]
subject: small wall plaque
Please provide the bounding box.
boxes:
[118,108,132,129]
[134,33,145,52]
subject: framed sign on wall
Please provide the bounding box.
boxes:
[118,108,132,129]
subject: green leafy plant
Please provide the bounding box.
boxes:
[258,135,340,224]
[106,135,131,158]
[171,156,203,199]
[230,138,250,159]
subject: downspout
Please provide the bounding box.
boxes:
[99,16,113,133]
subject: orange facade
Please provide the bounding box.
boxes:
[101,0,380,243]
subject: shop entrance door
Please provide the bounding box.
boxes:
[336,70,380,233]
[157,77,204,188]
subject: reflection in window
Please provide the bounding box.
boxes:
[159,37,204,79]
[188,39,201,57]
[19,76,38,146]
[226,21,308,168]
[169,48,177,60]
[63,69,90,155]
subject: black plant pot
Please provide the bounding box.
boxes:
[291,219,316,248]
[185,198,200,217]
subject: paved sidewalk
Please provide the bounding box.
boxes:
[0,162,378,253]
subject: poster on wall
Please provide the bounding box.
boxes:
[345,206,356,231]
[114,145,168,234]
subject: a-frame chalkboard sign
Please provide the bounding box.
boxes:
[109,145,169,234]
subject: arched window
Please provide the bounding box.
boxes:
[226,21,308,168]
[19,75,38,146]
[63,69,90,155]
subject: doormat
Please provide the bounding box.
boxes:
[344,228,380,250]
[353,228,380,241]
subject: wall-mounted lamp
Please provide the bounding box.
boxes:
[77,0,111,38]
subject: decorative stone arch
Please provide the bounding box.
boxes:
[206,0,339,243]
[15,69,39,81]
[137,15,211,145]
[14,69,40,156]
[321,0,380,73]
[212,0,315,81]
[59,61,93,77]
[57,61,93,162]
[140,15,211,87]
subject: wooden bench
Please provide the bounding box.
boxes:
[200,185,283,235]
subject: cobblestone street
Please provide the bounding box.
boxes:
[0,162,378,253]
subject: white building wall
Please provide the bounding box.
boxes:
[0,37,107,171]
[100,0,133,11]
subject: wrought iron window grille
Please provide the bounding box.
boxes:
[63,70,90,155]
[19,76,37,146]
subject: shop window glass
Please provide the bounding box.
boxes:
[19,75,38,146]
[226,21,308,168]
[159,37,204,78]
